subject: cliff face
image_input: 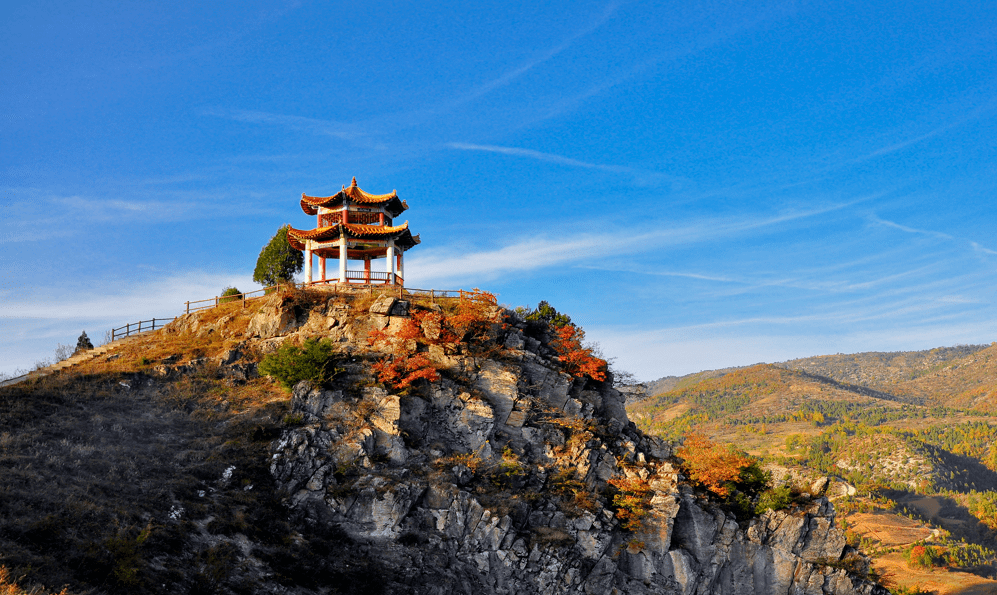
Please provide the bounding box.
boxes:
[228,289,889,595]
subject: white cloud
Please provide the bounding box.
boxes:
[0,271,255,322]
[201,108,373,145]
[406,203,863,286]
[869,215,954,240]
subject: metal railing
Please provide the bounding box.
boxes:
[111,317,175,342]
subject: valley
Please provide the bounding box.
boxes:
[628,343,997,594]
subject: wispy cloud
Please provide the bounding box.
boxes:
[0,271,254,321]
[587,267,736,283]
[869,215,954,240]
[447,142,683,187]
[407,203,861,285]
[871,215,997,258]
[971,242,997,256]
[448,2,620,107]
[201,108,374,146]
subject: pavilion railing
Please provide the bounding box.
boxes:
[310,271,398,284]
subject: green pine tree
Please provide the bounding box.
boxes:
[253,224,304,287]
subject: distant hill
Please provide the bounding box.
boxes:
[629,341,997,594]
[640,343,995,410]
[628,363,910,440]
[776,344,990,393]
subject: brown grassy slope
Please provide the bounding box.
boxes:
[777,345,989,391]
[889,344,997,411]
[628,363,908,439]
[0,294,385,595]
[0,364,295,594]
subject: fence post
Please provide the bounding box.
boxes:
[186,301,190,314]
[126,322,130,337]
[215,296,219,307]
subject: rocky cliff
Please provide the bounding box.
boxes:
[171,287,886,595]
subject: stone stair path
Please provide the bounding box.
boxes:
[0,331,155,388]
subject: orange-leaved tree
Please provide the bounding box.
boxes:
[368,311,440,390]
[550,324,606,382]
[676,432,762,497]
[371,353,439,389]
[448,288,499,341]
[607,476,655,532]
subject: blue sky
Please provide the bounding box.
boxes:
[3,0,997,380]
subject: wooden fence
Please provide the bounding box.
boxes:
[110,317,176,342]
[183,283,475,314]
[0,285,486,390]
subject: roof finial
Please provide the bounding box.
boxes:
[351,176,358,187]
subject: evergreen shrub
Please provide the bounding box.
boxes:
[259,338,340,391]
[219,287,241,303]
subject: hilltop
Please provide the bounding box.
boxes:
[0,286,885,595]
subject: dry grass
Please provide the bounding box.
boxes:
[0,303,383,594]
[874,552,997,595]
[0,365,292,592]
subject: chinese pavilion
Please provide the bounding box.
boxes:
[286,177,420,286]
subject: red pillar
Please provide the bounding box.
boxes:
[364,257,371,284]
[379,212,384,225]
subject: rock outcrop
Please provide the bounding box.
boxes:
[246,288,888,595]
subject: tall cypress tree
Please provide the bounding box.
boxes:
[253,224,304,287]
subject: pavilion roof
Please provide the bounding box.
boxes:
[300,177,408,217]
[287,221,421,251]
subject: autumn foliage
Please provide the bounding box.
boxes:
[368,289,499,389]
[607,476,655,532]
[550,324,606,382]
[676,432,760,497]
[371,354,440,389]
[906,544,937,569]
